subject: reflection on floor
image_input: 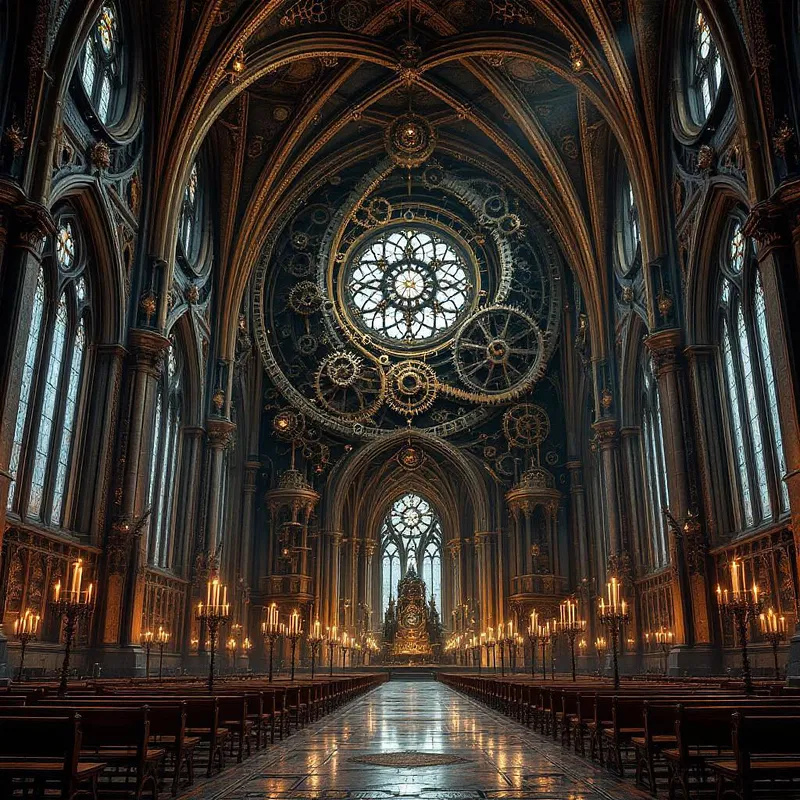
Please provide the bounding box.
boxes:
[183,679,647,800]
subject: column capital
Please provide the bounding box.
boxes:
[743,192,798,255]
[619,425,641,439]
[644,328,683,376]
[128,329,171,376]
[206,418,236,449]
[182,425,206,440]
[683,343,717,362]
[592,418,618,447]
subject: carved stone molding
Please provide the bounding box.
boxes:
[645,328,683,377]
[206,418,236,449]
[129,329,171,376]
[591,418,618,448]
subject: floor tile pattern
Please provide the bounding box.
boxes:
[182,680,648,800]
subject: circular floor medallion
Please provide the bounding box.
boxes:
[348,750,472,767]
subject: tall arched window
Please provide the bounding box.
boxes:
[147,342,182,568]
[79,3,125,125]
[7,217,91,527]
[179,162,201,264]
[380,493,442,612]
[687,6,723,124]
[640,356,670,568]
[718,218,787,530]
[615,166,640,275]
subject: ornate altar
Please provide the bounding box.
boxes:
[390,567,433,659]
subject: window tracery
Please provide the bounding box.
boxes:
[147,341,182,569]
[8,215,91,527]
[615,168,640,275]
[688,6,723,125]
[717,219,786,531]
[179,162,202,266]
[380,493,442,611]
[641,356,669,568]
[346,227,473,344]
[79,3,124,125]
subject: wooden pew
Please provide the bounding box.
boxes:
[0,713,106,800]
[709,714,800,800]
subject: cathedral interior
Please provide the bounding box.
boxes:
[2,1,800,798]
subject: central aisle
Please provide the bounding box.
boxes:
[192,679,647,800]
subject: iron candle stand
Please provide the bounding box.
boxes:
[141,630,154,679]
[308,620,325,680]
[156,627,170,680]
[537,625,548,680]
[548,619,559,680]
[286,609,304,681]
[196,577,231,693]
[597,577,629,690]
[559,599,586,682]
[52,560,95,698]
[262,603,281,682]
[13,609,40,682]
[716,558,761,695]
[594,636,607,677]
[759,608,786,681]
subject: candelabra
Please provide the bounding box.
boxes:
[141,630,154,680]
[548,618,559,679]
[13,609,40,682]
[595,636,607,677]
[500,620,515,677]
[196,577,231,693]
[471,637,481,673]
[261,603,282,682]
[485,628,497,673]
[308,619,325,680]
[327,625,338,677]
[538,624,549,680]
[526,609,540,678]
[559,599,587,682]
[285,609,303,682]
[597,577,629,689]
[52,560,95,698]
[226,636,238,673]
[340,632,351,671]
[716,558,761,694]
[646,627,674,676]
[155,627,170,680]
[759,608,787,680]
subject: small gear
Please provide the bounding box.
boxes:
[396,443,425,471]
[386,360,438,416]
[421,163,445,189]
[502,403,550,449]
[288,281,323,316]
[482,194,507,220]
[314,350,386,420]
[353,196,393,228]
[322,351,362,387]
[296,333,319,356]
[291,230,310,251]
[498,213,522,234]
[273,409,305,441]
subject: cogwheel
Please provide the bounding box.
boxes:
[284,251,313,277]
[353,196,393,228]
[273,409,305,440]
[482,194,508,220]
[314,350,386,420]
[452,304,547,402]
[288,281,323,316]
[386,360,438,416]
[296,333,319,356]
[498,213,522,234]
[503,403,550,449]
[302,439,331,467]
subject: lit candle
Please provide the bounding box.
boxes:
[54,580,61,602]
[207,581,211,608]
[86,583,93,605]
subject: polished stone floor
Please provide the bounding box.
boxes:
[183,679,647,800]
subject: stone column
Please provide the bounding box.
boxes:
[240,462,259,598]
[99,329,170,674]
[646,330,714,661]
[363,540,376,632]
[566,460,591,582]
[592,419,623,557]
[204,418,236,564]
[619,428,647,573]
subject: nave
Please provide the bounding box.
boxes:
[194,679,643,800]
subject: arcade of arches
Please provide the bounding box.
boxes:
[4,0,800,688]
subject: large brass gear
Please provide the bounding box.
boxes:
[503,403,550,449]
[452,304,546,402]
[386,360,438,416]
[314,350,386,420]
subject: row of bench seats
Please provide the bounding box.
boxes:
[0,673,385,799]
[440,673,800,800]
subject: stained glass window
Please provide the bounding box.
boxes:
[28,295,68,517]
[7,271,46,508]
[617,172,640,273]
[79,3,122,125]
[380,493,442,611]
[754,274,789,510]
[51,319,86,524]
[180,163,200,260]
[347,228,473,344]
[641,356,670,568]
[148,344,182,569]
[56,223,75,270]
[689,7,723,124]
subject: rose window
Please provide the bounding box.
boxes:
[346,227,474,344]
